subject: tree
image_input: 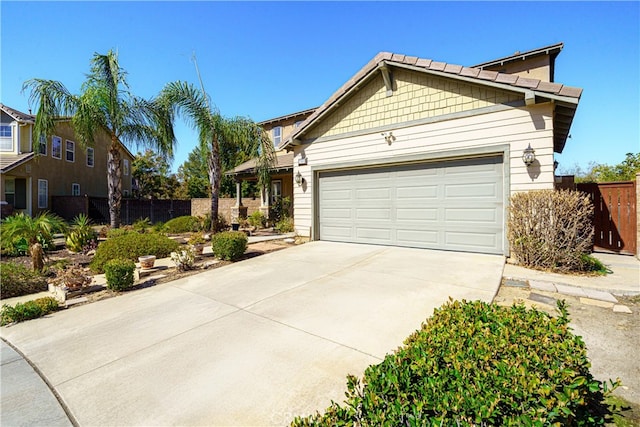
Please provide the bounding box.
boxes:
[562,153,640,183]
[23,50,175,228]
[176,145,210,199]
[132,149,179,199]
[1,212,65,271]
[160,81,275,230]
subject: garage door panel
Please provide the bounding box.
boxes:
[445,208,498,222]
[319,156,504,254]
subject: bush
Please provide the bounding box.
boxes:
[132,217,152,233]
[0,262,48,299]
[508,190,594,272]
[275,217,295,233]
[90,232,179,273]
[211,231,248,261]
[163,216,201,233]
[171,247,196,271]
[106,227,132,239]
[247,211,266,229]
[1,297,59,326]
[293,300,616,426]
[104,258,136,291]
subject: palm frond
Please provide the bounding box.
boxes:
[22,79,79,144]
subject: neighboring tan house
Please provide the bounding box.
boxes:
[226,107,316,221]
[279,42,581,255]
[0,104,134,218]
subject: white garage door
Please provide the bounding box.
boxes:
[318,156,504,254]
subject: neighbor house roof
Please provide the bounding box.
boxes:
[283,48,581,153]
[258,107,318,127]
[0,104,35,124]
[0,152,35,174]
[226,151,294,177]
[471,42,564,70]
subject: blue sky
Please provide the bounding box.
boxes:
[2,1,638,173]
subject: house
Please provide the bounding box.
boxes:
[226,107,316,221]
[0,104,134,219]
[278,42,581,255]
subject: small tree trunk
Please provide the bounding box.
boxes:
[107,142,123,229]
[208,136,222,232]
[31,242,44,272]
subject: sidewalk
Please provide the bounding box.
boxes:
[503,252,639,297]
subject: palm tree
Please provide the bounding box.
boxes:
[23,50,176,228]
[1,212,66,271]
[160,81,275,230]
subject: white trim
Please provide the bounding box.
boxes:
[65,140,75,163]
[37,179,48,209]
[123,158,130,176]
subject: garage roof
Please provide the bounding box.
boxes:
[282,50,582,154]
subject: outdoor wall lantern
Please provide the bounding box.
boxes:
[381,131,396,145]
[295,171,304,186]
[522,144,536,167]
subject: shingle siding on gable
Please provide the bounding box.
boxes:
[305,69,522,140]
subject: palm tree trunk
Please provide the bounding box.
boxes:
[31,242,44,271]
[107,142,123,229]
[208,136,222,231]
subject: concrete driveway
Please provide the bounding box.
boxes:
[1,241,504,426]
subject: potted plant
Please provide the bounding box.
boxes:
[188,233,206,255]
[138,255,156,269]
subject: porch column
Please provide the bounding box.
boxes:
[231,178,247,224]
[259,185,270,219]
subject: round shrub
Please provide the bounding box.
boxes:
[90,232,179,273]
[163,216,201,234]
[0,262,48,299]
[211,231,248,261]
[104,258,136,291]
[508,189,594,272]
[293,300,615,426]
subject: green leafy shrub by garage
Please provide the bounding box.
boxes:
[293,300,616,426]
[247,211,266,229]
[1,297,59,326]
[508,189,595,272]
[104,258,136,291]
[275,217,294,233]
[211,231,248,261]
[163,216,201,234]
[90,232,179,273]
[0,262,48,299]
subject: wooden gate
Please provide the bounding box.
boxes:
[577,182,637,254]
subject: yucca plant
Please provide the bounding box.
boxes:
[1,212,66,271]
[65,214,97,253]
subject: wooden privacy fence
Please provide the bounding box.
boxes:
[52,196,191,225]
[577,182,637,255]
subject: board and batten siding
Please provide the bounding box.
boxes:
[292,103,554,237]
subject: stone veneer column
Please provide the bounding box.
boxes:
[230,179,247,224]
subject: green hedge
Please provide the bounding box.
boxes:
[211,231,248,261]
[1,297,59,326]
[104,258,136,291]
[90,232,179,273]
[0,262,48,299]
[293,300,615,426]
[163,216,201,233]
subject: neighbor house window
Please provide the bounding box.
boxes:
[86,147,94,167]
[294,120,304,128]
[0,124,12,152]
[38,179,48,208]
[72,183,80,196]
[4,178,15,205]
[272,126,282,147]
[123,159,129,176]
[38,135,47,155]
[52,136,62,159]
[66,140,75,162]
